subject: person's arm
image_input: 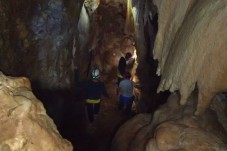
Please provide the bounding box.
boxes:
[133,81,141,88]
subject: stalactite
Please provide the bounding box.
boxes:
[153,0,227,115]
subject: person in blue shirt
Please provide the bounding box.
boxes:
[117,52,132,85]
[118,72,138,116]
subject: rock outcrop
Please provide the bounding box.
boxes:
[0,72,73,151]
[0,0,83,89]
[111,93,227,151]
[153,0,227,115]
[89,1,136,77]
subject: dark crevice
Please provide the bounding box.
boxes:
[142,11,170,113]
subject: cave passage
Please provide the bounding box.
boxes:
[32,67,139,151]
[31,14,169,151]
[0,0,171,150]
[30,2,171,151]
[1,0,227,150]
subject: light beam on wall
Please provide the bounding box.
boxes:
[78,3,90,51]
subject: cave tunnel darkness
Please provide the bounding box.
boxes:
[34,3,170,151]
[41,1,169,151]
[0,1,170,151]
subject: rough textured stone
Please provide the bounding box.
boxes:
[0,72,73,151]
[111,93,227,151]
[155,121,227,151]
[155,122,181,151]
[0,0,83,89]
[88,1,136,78]
[111,114,151,151]
[153,0,227,115]
[153,0,196,75]
[211,94,227,132]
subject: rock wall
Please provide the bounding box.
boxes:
[153,0,227,115]
[111,93,227,151]
[87,1,136,79]
[0,72,73,150]
[111,0,227,150]
[0,0,83,89]
[131,0,170,112]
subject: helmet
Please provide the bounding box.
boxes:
[92,68,100,79]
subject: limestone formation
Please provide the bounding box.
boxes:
[111,114,151,151]
[0,72,73,151]
[89,1,136,75]
[153,0,227,115]
[211,94,227,132]
[111,93,227,151]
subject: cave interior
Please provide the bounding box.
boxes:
[0,0,227,151]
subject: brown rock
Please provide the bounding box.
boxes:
[155,123,181,151]
[112,93,227,151]
[0,72,73,151]
[153,0,227,115]
[111,114,151,151]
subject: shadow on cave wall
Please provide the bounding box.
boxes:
[139,13,170,113]
[31,80,88,150]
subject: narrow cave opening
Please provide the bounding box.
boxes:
[0,0,172,151]
[135,11,170,114]
[30,2,171,151]
[145,13,171,113]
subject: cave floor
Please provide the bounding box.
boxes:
[60,78,133,151]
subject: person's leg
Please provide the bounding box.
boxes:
[93,103,100,121]
[86,103,94,123]
[94,103,100,114]
[118,95,124,111]
[125,97,133,116]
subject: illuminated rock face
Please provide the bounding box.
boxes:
[153,0,227,115]
[0,72,73,151]
[89,1,136,75]
[111,93,227,151]
[112,0,227,150]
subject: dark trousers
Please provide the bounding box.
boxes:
[86,103,100,123]
[118,95,133,115]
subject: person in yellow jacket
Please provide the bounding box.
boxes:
[82,68,109,123]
